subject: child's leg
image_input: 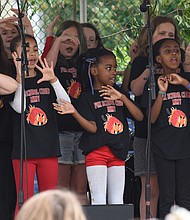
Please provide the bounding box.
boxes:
[86,165,107,204]
[176,158,190,210]
[153,154,175,219]
[12,159,36,216]
[107,166,125,204]
[36,157,58,191]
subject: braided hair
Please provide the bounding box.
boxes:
[77,48,116,95]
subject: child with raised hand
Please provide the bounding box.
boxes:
[10,34,70,216]
[0,8,34,59]
[45,20,88,205]
[42,17,103,60]
[143,38,190,218]
[53,48,143,204]
[41,15,60,59]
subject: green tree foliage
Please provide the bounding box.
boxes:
[21,0,190,70]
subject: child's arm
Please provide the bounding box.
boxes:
[121,42,139,92]
[46,15,60,37]
[41,15,59,59]
[11,8,34,36]
[53,99,97,133]
[41,36,54,60]
[0,74,18,95]
[46,34,80,68]
[35,58,71,103]
[9,51,26,113]
[45,36,62,68]
[99,85,143,121]
[182,41,190,72]
[130,68,150,96]
[151,76,168,123]
[168,73,190,89]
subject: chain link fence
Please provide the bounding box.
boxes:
[1,0,190,72]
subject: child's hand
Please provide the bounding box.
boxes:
[53,99,75,115]
[168,73,189,88]
[182,41,190,66]
[11,9,30,28]
[168,73,183,85]
[46,15,60,36]
[129,41,139,63]
[157,75,168,92]
[60,33,80,46]
[35,57,57,84]
[0,17,17,28]
[99,85,122,100]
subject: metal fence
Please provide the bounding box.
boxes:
[1,0,190,71]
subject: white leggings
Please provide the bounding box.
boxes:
[86,165,125,204]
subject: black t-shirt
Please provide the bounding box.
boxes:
[54,59,82,131]
[0,61,16,143]
[142,72,190,159]
[129,56,184,138]
[0,95,14,143]
[12,70,60,159]
[129,56,148,138]
[77,89,135,160]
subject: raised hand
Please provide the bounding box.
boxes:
[60,33,80,46]
[157,75,168,92]
[0,17,18,29]
[99,85,122,100]
[53,99,75,115]
[11,8,34,36]
[182,41,190,66]
[35,57,57,84]
[168,73,183,85]
[129,41,139,63]
[168,73,189,88]
[46,15,60,36]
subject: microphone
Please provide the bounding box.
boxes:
[140,0,150,12]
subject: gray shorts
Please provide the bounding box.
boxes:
[58,131,85,165]
[133,137,156,176]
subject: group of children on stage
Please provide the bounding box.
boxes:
[1,9,190,220]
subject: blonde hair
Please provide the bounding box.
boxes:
[16,189,87,220]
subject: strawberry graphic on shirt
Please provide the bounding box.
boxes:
[167,107,187,128]
[103,114,123,134]
[26,105,48,126]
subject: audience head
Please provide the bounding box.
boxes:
[165,205,190,220]
[16,189,87,220]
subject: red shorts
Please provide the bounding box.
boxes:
[85,146,125,167]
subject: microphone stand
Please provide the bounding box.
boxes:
[16,0,28,209]
[141,1,156,219]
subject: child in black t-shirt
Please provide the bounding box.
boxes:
[45,20,89,205]
[10,34,70,216]
[53,48,143,204]
[144,38,190,218]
